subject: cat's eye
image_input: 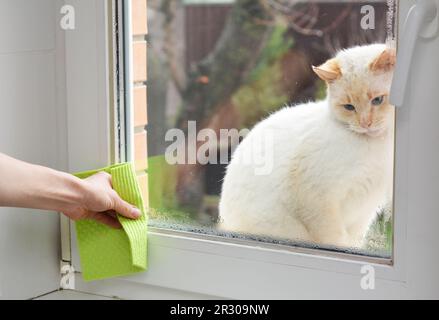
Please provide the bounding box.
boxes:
[372,96,385,106]
[344,104,356,111]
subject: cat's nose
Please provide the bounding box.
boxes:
[360,117,373,129]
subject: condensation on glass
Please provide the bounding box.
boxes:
[144,0,397,259]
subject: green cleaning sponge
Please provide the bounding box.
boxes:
[74,163,148,281]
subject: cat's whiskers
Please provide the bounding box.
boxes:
[349,124,368,134]
[347,122,389,138]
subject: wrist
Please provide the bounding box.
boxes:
[37,168,89,212]
[63,173,89,207]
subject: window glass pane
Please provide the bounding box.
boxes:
[144,0,397,258]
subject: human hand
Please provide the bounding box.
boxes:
[62,172,142,229]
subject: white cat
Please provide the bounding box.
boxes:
[219,44,395,248]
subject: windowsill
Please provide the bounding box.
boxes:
[148,223,393,262]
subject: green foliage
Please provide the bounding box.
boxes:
[147,155,194,223]
[148,207,193,224]
[315,79,328,101]
[366,208,393,255]
[249,24,293,82]
[232,61,288,128]
[148,155,176,209]
[232,25,292,128]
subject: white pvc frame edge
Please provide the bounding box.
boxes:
[64,0,439,299]
[124,0,135,162]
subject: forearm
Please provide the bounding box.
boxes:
[0,153,87,212]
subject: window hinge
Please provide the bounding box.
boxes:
[60,261,75,290]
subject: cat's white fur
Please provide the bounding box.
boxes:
[219,44,395,248]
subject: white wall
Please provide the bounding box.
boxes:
[0,0,63,299]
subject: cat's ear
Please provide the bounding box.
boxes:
[312,59,342,83]
[370,48,396,73]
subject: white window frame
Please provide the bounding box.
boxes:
[62,0,439,299]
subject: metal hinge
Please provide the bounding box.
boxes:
[60,261,75,290]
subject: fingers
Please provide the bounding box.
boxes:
[110,191,142,220]
[84,171,142,221]
[89,211,122,229]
